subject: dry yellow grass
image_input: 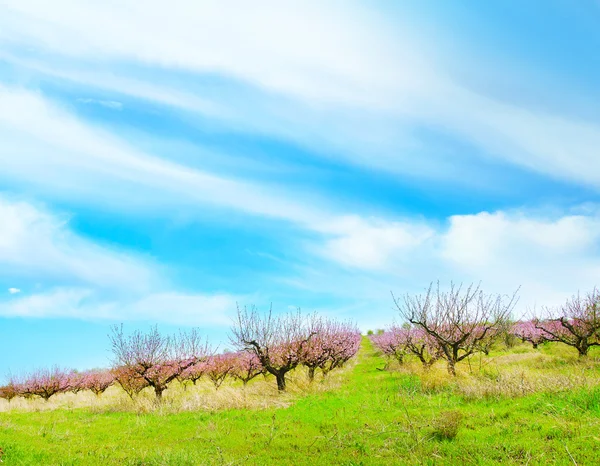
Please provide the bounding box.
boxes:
[0,359,356,414]
[384,342,600,401]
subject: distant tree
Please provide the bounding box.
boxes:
[66,371,86,395]
[0,377,19,403]
[534,289,600,357]
[205,353,235,390]
[394,282,518,376]
[81,370,115,396]
[112,365,149,400]
[371,326,440,368]
[179,360,207,386]
[316,321,361,377]
[21,367,71,401]
[230,352,264,386]
[371,329,406,364]
[397,326,441,368]
[230,306,313,391]
[511,321,549,349]
[109,325,210,400]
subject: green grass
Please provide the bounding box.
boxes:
[1,339,599,465]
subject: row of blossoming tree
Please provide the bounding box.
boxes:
[512,288,600,356]
[371,283,600,376]
[0,307,361,403]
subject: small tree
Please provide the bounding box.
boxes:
[112,366,149,400]
[511,321,549,349]
[231,352,264,386]
[81,370,115,396]
[0,378,19,403]
[315,320,361,378]
[371,329,406,364]
[109,325,210,400]
[534,289,600,357]
[205,353,235,390]
[397,326,441,368]
[394,282,518,376]
[179,360,207,386]
[230,306,313,391]
[21,367,71,401]
[371,326,440,368]
[302,315,334,381]
[66,371,86,395]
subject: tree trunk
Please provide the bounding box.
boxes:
[446,359,456,376]
[423,358,436,370]
[577,345,588,357]
[307,366,315,382]
[275,372,286,391]
[154,386,164,401]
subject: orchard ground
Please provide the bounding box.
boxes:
[0,337,599,465]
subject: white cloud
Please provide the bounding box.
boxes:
[0,195,250,324]
[124,292,236,325]
[2,2,600,189]
[0,0,428,107]
[1,192,599,323]
[0,287,237,325]
[0,287,92,318]
[1,2,600,325]
[0,86,430,273]
[0,195,156,292]
[316,215,434,270]
[0,86,324,224]
[433,87,600,188]
[443,211,600,268]
[282,207,600,321]
[440,209,600,309]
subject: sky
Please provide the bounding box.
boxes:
[1,0,600,376]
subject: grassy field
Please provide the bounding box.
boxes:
[1,338,599,465]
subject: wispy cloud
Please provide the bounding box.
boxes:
[0,0,419,106]
[0,86,435,274]
[0,195,245,324]
[1,85,599,320]
[0,287,238,325]
[0,86,322,223]
[76,98,122,110]
[2,1,600,190]
[0,194,156,292]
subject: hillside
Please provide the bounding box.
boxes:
[0,337,599,465]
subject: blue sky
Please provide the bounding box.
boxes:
[1,0,600,376]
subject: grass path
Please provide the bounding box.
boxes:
[0,339,599,465]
